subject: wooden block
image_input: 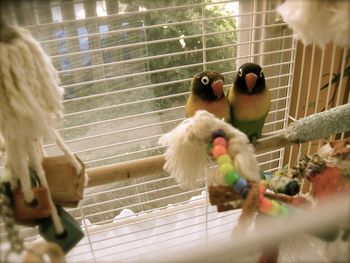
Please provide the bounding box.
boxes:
[208,185,242,212]
[42,155,85,207]
[13,187,51,222]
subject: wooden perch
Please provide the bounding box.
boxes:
[85,134,295,188]
[87,155,165,187]
[86,104,350,188]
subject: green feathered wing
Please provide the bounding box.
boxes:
[231,113,268,140]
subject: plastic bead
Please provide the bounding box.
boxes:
[233,178,248,193]
[239,185,250,199]
[267,200,280,216]
[224,170,240,185]
[213,137,227,148]
[212,129,226,139]
[259,184,266,194]
[212,145,227,158]
[259,193,265,202]
[219,163,234,176]
[259,197,272,213]
[217,154,231,166]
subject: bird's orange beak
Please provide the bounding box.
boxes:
[212,79,224,99]
[245,73,257,93]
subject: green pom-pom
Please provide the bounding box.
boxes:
[225,171,240,185]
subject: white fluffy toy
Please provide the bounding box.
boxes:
[0,20,82,235]
[277,0,350,48]
[159,110,259,188]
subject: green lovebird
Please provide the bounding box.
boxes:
[185,70,231,122]
[227,63,271,143]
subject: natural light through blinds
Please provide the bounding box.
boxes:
[0,0,297,262]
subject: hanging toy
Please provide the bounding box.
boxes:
[277,0,350,48]
[0,184,66,263]
[160,110,319,263]
[159,110,259,187]
[159,110,305,235]
[319,138,350,178]
[290,139,350,242]
[292,149,350,199]
[23,241,67,263]
[208,131,292,217]
[0,19,84,254]
[12,169,51,224]
[159,110,260,230]
[260,167,300,196]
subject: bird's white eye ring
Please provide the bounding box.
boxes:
[201,76,210,85]
[260,70,264,77]
[238,68,242,77]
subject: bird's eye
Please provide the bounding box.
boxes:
[238,68,242,77]
[260,70,264,77]
[201,76,210,85]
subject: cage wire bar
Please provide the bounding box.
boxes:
[0,0,349,262]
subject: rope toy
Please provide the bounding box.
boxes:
[159,111,302,235]
[0,19,84,252]
[208,129,290,217]
[23,241,67,263]
[159,110,259,187]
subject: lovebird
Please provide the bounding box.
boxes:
[185,70,231,122]
[227,63,270,143]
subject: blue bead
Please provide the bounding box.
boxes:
[212,129,226,139]
[239,185,250,199]
[233,178,248,193]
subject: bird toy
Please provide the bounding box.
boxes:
[277,0,350,48]
[208,129,290,216]
[0,19,84,258]
[159,110,259,188]
[159,110,302,235]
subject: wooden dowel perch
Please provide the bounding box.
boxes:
[86,104,350,188]
[87,155,165,187]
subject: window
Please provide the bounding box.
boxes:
[7,0,346,262]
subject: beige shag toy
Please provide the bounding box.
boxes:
[0,18,84,259]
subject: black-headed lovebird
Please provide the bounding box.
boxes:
[185,70,231,122]
[227,63,270,143]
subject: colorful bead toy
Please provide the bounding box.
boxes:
[210,129,289,216]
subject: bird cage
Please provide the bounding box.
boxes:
[0,0,349,262]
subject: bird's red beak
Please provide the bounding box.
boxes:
[212,79,224,99]
[245,73,257,93]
